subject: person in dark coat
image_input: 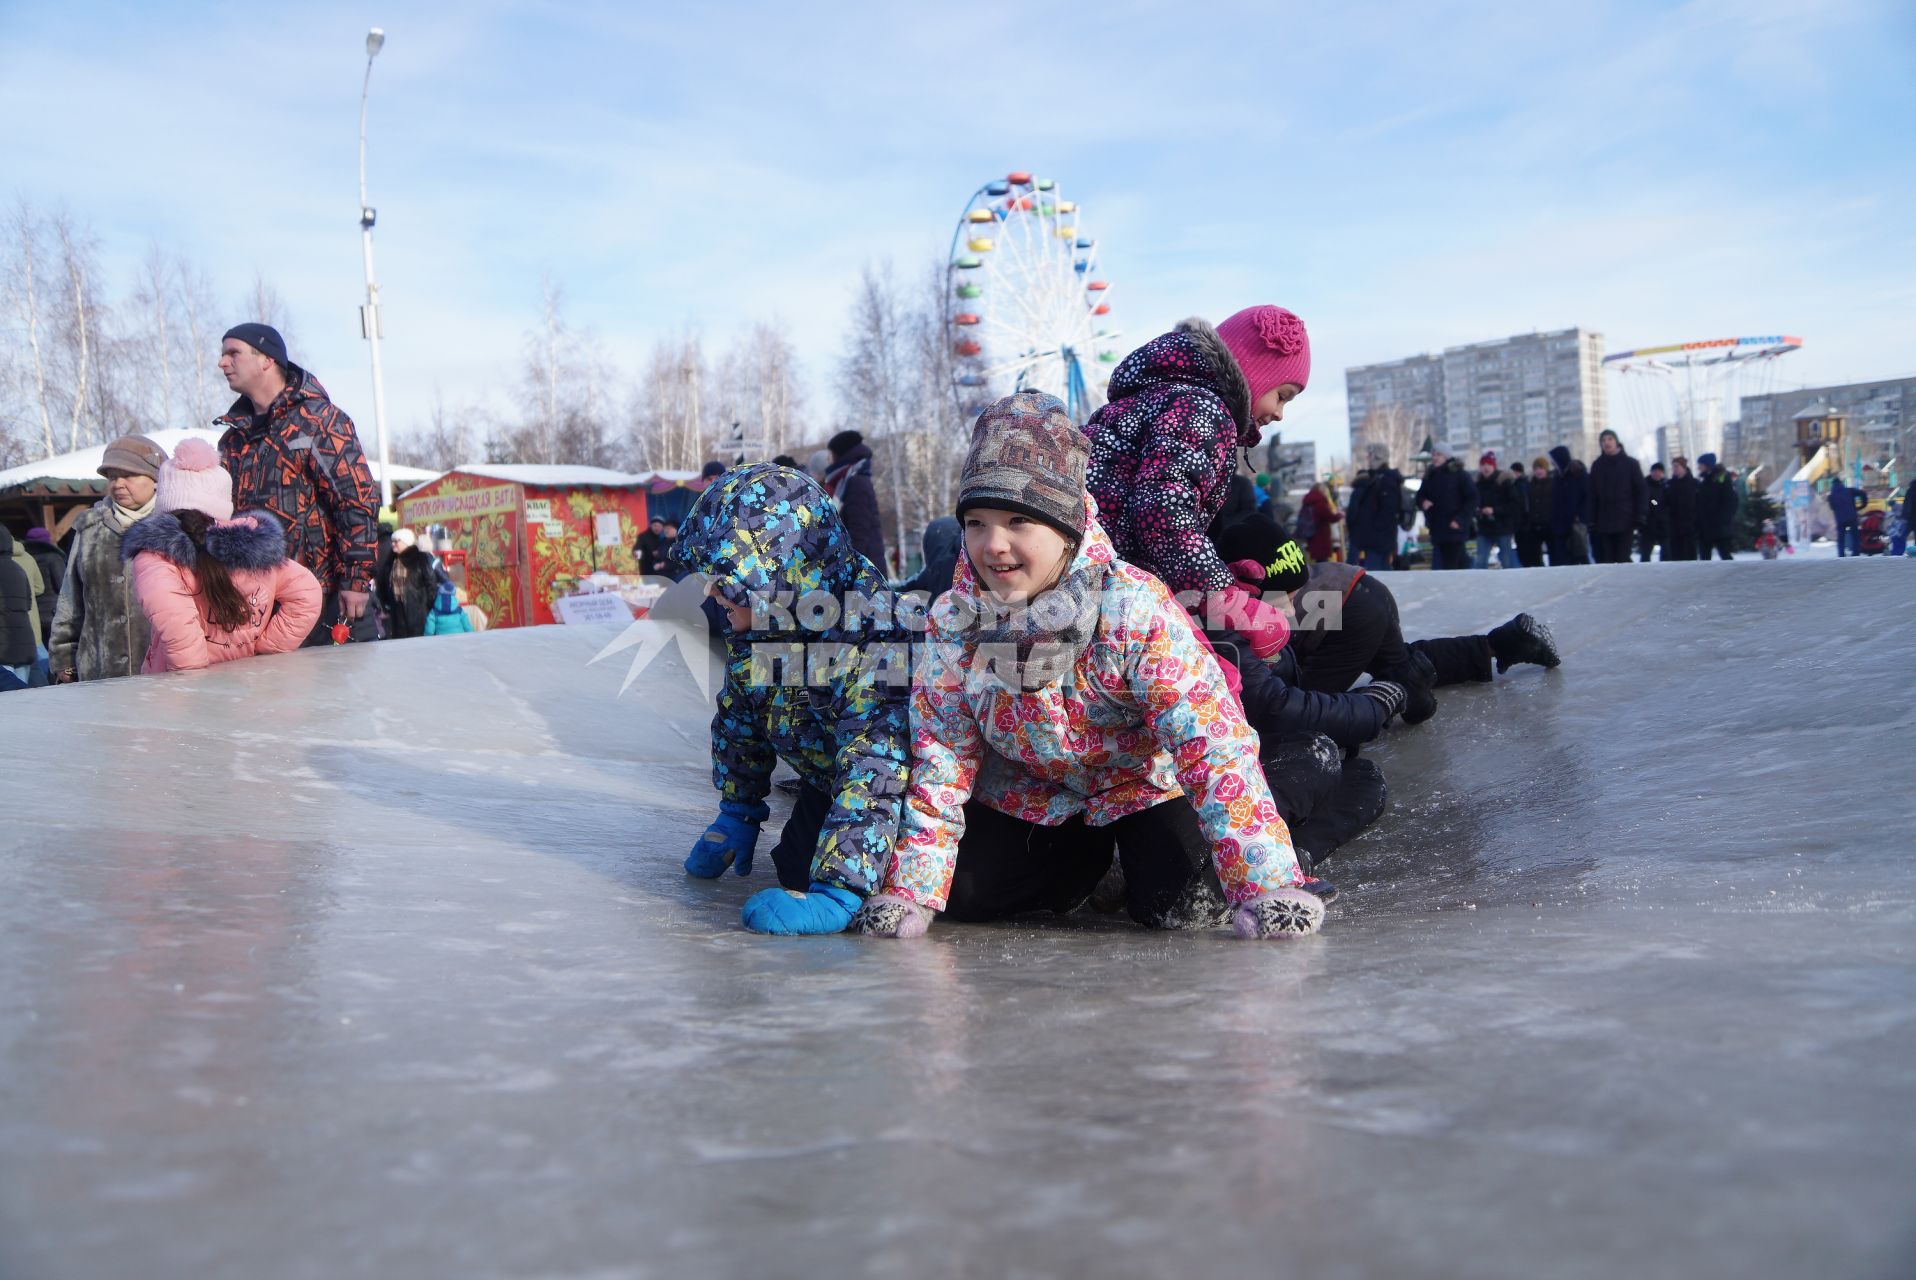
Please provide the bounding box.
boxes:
[1471,451,1523,569]
[0,527,38,686]
[1827,477,1861,557]
[823,429,888,573]
[1548,445,1591,565]
[1517,457,1554,566]
[1663,456,1699,560]
[1417,443,1478,570]
[1638,463,1669,561]
[377,528,440,639]
[1586,429,1647,564]
[1346,453,1403,571]
[634,516,668,576]
[22,527,66,636]
[898,515,961,600]
[1695,453,1739,560]
[1083,307,1304,667]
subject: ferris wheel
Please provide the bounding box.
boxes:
[946,171,1119,425]
[1605,334,1803,462]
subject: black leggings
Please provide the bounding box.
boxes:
[1294,574,1494,694]
[942,796,1225,929]
[768,783,834,891]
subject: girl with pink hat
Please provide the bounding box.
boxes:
[1085,305,1312,666]
[120,439,322,674]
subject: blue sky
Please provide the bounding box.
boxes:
[3,0,1912,462]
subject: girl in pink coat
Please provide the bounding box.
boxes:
[122,439,321,674]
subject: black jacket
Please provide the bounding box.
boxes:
[378,546,441,639]
[1588,449,1648,535]
[634,529,667,577]
[1696,470,1740,541]
[1521,473,1554,532]
[1347,468,1403,556]
[899,517,960,599]
[1550,452,1589,537]
[1418,459,1478,545]
[1474,470,1523,538]
[825,442,887,572]
[1643,477,1669,538]
[23,538,65,635]
[0,528,37,667]
[1664,473,1698,536]
[1223,635,1387,749]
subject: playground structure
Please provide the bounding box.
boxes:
[945,171,1120,425]
[1604,334,1803,464]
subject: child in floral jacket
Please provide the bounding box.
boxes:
[673,464,910,936]
[853,392,1328,941]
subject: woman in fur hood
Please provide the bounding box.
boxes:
[121,439,322,674]
[852,392,1330,942]
[1084,305,1312,665]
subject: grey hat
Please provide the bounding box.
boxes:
[98,433,168,480]
[956,390,1087,538]
[1431,441,1458,459]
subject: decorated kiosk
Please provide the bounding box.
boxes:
[396,465,709,628]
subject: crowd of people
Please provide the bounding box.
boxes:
[1336,437,1759,569]
[673,305,1562,942]
[1,323,475,693]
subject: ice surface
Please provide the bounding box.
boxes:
[2,559,1913,1279]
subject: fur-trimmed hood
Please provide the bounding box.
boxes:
[121,511,290,571]
[1157,317,1256,446]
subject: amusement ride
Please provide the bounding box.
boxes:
[1604,334,1803,464]
[945,172,1120,425]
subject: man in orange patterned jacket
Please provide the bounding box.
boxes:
[215,323,381,645]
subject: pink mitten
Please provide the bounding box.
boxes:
[850,893,933,939]
[1222,583,1291,660]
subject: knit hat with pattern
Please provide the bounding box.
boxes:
[1214,305,1312,401]
[956,390,1087,538]
[153,438,235,520]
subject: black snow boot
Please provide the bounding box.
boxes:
[1487,613,1561,674]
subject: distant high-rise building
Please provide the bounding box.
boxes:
[1348,328,1607,466]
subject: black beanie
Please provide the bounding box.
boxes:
[1213,512,1310,592]
[223,322,289,365]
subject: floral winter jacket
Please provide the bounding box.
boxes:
[884,511,1303,913]
[675,464,910,897]
[215,367,380,595]
[1086,319,1258,600]
[122,512,322,673]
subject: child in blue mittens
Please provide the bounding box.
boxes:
[675,464,910,935]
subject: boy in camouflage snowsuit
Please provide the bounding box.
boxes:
[672,464,910,935]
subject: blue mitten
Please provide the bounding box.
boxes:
[685,810,762,878]
[740,882,861,936]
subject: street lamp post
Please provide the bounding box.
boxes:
[358,27,395,510]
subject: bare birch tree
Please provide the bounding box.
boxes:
[627,330,712,472]
[1353,403,1429,471]
[834,257,971,569]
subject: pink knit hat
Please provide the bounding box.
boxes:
[1214,305,1312,402]
[153,438,235,520]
